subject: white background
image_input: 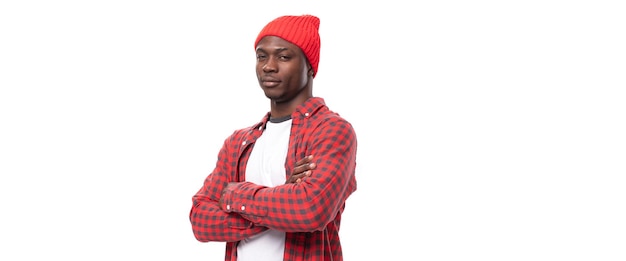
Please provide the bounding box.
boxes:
[1,1,625,260]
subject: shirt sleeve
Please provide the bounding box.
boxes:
[189,135,268,242]
[219,117,358,233]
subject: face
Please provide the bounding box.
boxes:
[256,36,312,103]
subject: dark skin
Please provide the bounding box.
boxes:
[219,36,317,206]
[256,36,315,119]
[285,155,315,184]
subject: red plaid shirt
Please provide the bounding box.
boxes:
[190,97,358,261]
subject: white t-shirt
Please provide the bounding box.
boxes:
[237,118,292,261]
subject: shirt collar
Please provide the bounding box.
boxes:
[253,97,327,130]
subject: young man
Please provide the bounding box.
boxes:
[189,14,358,261]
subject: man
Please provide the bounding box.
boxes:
[189,14,357,261]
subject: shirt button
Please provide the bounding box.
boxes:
[226,205,231,210]
[304,112,310,117]
[242,141,246,146]
[241,206,246,211]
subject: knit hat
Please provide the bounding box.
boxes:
[254,14,321,77]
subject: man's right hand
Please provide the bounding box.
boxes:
[285,155,316,184]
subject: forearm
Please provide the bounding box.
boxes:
[220,155,356,232]
[190,194,268,242]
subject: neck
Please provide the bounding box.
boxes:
[270,94,312,118]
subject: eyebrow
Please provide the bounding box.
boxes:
[256,47,291,53]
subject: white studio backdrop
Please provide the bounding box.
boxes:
[1,1,625,260]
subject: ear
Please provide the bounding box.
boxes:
[308,67,314,77]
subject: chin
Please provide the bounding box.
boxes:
[267,96,285,103]
[263,90,282,100]
[266,95,289,104]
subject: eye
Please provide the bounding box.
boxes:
[279,55,290,61]
[256,54,267,60]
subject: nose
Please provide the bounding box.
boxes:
[262,59,277,73]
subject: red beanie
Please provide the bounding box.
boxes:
[254,14,321,77]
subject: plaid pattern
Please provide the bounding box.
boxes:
[190,97,357,261]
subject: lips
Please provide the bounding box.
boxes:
[261,77,281,88]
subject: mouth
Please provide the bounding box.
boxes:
[261,78,281,88]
